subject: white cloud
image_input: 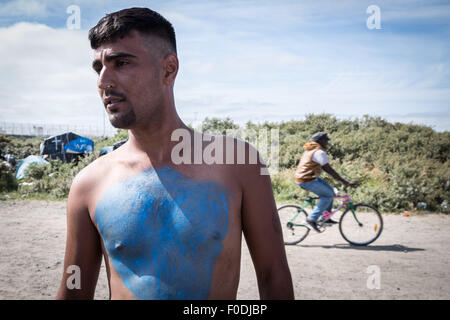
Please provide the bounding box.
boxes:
[0,1,449,133]
[0,22,108,128]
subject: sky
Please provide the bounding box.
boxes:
[0,0,449,132]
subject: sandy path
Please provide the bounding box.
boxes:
[0,200,449,300]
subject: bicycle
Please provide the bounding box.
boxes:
[277,189,383,246]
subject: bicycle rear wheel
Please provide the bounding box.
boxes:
[339,204,383,246]
[277,204,310,245]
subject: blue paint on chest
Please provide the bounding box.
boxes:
[94,166,229,299]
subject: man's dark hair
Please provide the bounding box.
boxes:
[88,7,177,54]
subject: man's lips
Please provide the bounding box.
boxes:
[104,97,126,111]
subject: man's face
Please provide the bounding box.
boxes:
[92,30,165,129]
[320,138,329,149]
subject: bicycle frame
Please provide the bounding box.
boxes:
[290,194,362,226]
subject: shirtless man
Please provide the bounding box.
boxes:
[56,7,294,300]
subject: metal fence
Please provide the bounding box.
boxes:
[0,122,117,137]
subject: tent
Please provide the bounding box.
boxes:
[40,132,94,163]
[99,146,113,157]
[98,139,128,157]
[113,139,127,150]
[15,155,49,180]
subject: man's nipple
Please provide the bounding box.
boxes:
[114,241,125,251]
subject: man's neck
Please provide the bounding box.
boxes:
[126,112,189,164]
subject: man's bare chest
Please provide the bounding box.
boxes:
[93,165,231,299]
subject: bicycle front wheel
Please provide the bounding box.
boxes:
[277,204,310,245]
[339,204,383,246]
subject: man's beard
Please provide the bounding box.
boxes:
[109,109,137,129]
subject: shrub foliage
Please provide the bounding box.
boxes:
[1,117,449,213]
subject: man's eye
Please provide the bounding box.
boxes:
[92,63,102,74]
[116,60,130,67]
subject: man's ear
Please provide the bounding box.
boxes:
[163,54,179,86]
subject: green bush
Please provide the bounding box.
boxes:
[1,116,449,213]
[18,154,96,198]
[271,169,306,203]
[92,129,128,154]
[242,114,449,213]
[202,117,239,135]
[0,162,18,192]
[0,135,42,159]
[1,130,132,199]
[14,129,130,199]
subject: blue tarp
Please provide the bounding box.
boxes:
[64,137,94,154]
[15,155,49,180]
[40,132,94,163]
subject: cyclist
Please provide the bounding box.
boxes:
[295,132,359,232]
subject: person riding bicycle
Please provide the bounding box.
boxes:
[295,132,359,232]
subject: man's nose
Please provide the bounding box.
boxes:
[97,66,116,90]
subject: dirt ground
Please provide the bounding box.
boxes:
[0,200,449,300]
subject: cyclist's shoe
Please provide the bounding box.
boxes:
[323,218,338,224]
[306,218,322,233]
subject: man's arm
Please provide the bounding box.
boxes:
[239,147,294,299]
[56,173,103,299]
[322,163,358,186]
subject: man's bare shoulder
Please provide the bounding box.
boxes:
[223,135,265,170]
[202,133,266,183]
[70,151,116,197]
